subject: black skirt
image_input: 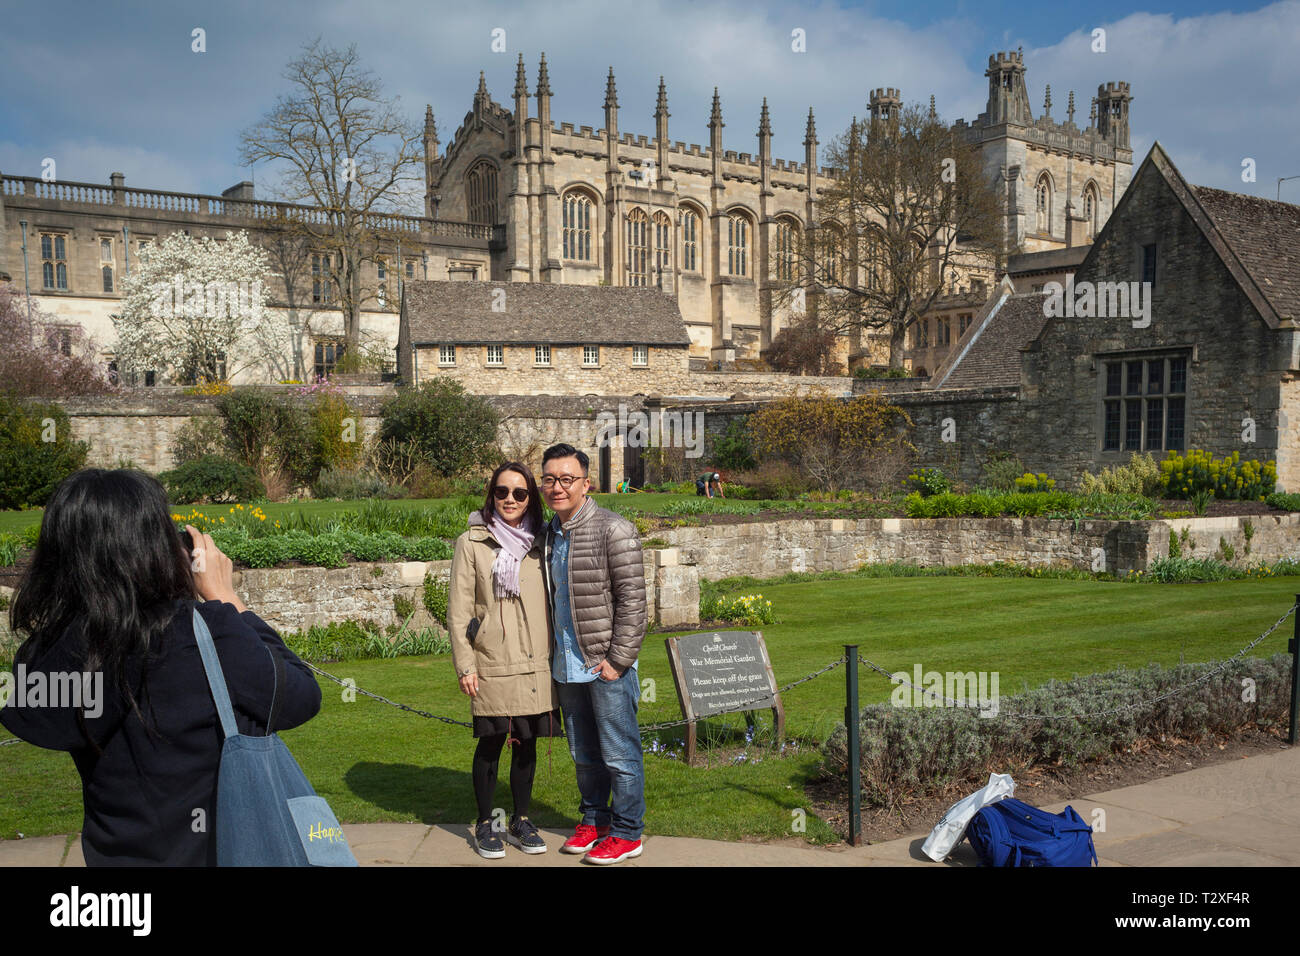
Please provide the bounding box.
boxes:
[472,708,564,740]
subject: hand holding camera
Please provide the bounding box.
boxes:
[181,524,246,613]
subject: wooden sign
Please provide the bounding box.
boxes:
[664,630,784,764]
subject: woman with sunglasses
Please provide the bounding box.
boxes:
[447,461,560,859]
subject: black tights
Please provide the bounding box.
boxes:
[472,734,537,823]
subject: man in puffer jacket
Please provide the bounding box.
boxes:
[538,442,647,865]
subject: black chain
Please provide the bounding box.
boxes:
[857,603,1299,721]
[305,662,475,729]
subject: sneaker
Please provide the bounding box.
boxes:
[508,816,547,855]
[560,823,611,854]
[582,835,643,865]
[471,820,506,860]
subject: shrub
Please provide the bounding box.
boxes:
[853,366,910,380]
[311,466,403,501]
[0,283,115,398]
[823,654,1292,807]
[905,467,951,497]
[1013,472,1056,493]
[170,416,228,466]
[423,572,449,627]
[1159,449,1276,501]
[980,453,1023,492]
[1267,492,1300,512]
[303,385,364,476]
[1079,452,1161,497]
[379,380,498,478]
[0,397,89,509]
[726,460,819,499]
[748,391,916,493]
[160,455,266,504]
[214,388,315,497]
[712,417,756,472]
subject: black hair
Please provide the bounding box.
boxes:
[541,442,589,474]
[479,461,544,532]
[10,469,197,750]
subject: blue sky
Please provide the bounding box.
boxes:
[2,0,1297,206]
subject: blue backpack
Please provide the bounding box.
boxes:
[965,797,1098,867]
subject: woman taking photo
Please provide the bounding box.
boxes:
[448,461,560,859]
[0,468,321,866]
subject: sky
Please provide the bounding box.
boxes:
[1,0,1297,207]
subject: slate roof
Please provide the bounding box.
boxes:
[937,292,1049,390]
[402,280,692,347]
[1187,185,1300,324]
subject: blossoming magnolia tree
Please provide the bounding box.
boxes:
[113,230,283,384]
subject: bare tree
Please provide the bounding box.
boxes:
[239,38,424,355]
[774,102,1005,368]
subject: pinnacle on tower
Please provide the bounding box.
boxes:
[656,76,669,117]
[514,53,528,99]
[759,97,771,136]
[475,70,487,101]
[709,87,723,128]
[1044,84,1052,117]
[1067,90,1076,125]
[424,104,436,132]
[537,53,552,97]
[803,106,816,147]
[929,94,936,119]
[604,67,618,109]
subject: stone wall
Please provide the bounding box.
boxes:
[230,547,699,635]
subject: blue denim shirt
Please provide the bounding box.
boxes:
[549,497,635,684]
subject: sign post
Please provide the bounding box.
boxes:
[664,630,784,765]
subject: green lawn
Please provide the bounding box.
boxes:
[3,572,1297,846]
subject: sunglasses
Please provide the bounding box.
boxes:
[493,486,529,502]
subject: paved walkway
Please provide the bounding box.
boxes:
[4,747,1298,866]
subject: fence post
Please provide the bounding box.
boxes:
[1289,596,1300,746]
[845,644,861,847]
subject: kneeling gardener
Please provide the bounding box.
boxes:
[540,442,647,864]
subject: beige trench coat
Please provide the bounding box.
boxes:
[447,523,556,718]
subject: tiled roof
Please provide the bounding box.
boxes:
[402,280,691,346]
[938,292,1049,389]
[1188,185,1300,324]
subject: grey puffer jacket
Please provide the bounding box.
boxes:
[541,497,647,672]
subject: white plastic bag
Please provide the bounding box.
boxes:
[921,772,1016,862]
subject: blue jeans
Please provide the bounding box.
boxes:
[556,667,645,841]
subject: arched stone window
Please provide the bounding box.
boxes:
[680,206,702,272]
[627,208,649,286]
[562,189,595,261]
[1035,174,1052,234]
[775,218,800,282]
[727,212,751,277]
[1083,183,1099,238]
[466,161,499,225]
[653,212,672,281]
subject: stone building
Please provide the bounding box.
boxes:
[915,143,1298,490]
[431,51,1132,367]
[397,280,693,395]
[0,50,1132,384]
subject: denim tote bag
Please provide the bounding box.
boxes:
[191,607,357,867]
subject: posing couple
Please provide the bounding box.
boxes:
[447,442,646,865]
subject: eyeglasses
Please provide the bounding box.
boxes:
[493,486,529,502]
[540,475,585,490]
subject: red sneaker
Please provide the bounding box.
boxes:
[582,836,643,865]
[560,823,610,854]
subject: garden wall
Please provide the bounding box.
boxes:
[230,546,699,635]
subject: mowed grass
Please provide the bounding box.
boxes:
[2,573,1297,846]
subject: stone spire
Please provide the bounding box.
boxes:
[1067,90,1076,126]
[759,97,771,136]
[654,75,671,188]
[709,87,723,130]
[1043,84,1052,117]
[514,54,528,99]
[929,94,936,119]
[604,66,618,110]
[536,52,552,97]
[803,106,816,148]
[656,76,669,118]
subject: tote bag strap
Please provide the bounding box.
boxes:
[192,606,239,740]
